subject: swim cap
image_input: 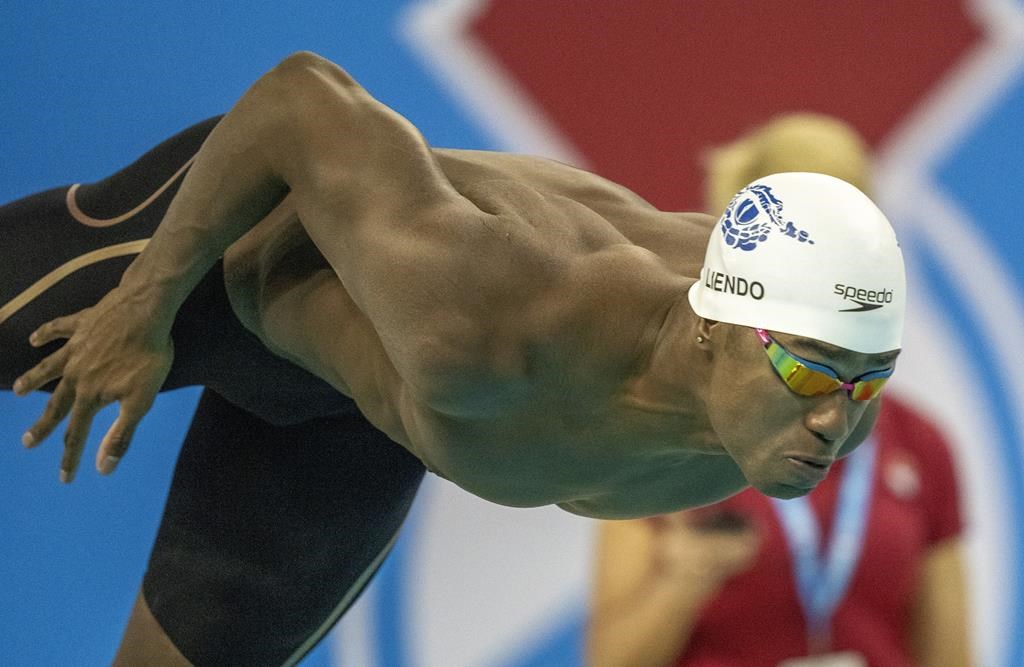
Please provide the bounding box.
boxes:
[687,172,905,353]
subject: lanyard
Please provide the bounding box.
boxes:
[771,438,877,648]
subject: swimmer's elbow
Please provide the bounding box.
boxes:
[258,51,368,139]
[257,50,429,200]
[268,51,361,94]
[221,52,366,180]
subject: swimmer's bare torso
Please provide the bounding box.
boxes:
[223,144,748,519]
[16,52,786,519]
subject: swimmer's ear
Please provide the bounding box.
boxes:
[697,318,720,342]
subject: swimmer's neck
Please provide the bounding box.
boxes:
[617,290,721,455]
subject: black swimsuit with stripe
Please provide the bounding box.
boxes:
[0,117,425,666]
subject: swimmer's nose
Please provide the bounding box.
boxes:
[804,391,850,446]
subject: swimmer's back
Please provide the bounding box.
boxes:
[434,149,715,275]
[229,148,714,388]
[435,149,657,211]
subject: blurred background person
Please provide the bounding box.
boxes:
[586,114,972,667]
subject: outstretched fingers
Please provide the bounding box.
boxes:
[13,346,70,396]
[22,381,75,448]
[14,289,173,484]
[59,397,104,483]
[29,313,79,347]
[95,405,146,476]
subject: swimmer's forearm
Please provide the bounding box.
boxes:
[120,52,354,319]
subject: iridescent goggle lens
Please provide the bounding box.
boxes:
[754,328,892,402]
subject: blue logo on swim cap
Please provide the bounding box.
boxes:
[720,184,814,251]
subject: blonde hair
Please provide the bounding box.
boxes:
[704,112,871,215]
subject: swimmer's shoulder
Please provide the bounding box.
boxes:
[434,148,715,276]
[609,210,714,278]
[434,148,656,211]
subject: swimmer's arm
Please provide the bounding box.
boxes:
[15,51,513,477]
[137,51,523,402]
[121,50,468,317]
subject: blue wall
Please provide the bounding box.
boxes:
[0,3,490,665]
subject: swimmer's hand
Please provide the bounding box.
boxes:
[12,285,174,482]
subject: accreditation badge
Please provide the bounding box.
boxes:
[777,651,867,667]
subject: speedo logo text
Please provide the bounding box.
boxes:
[834,283,893,312]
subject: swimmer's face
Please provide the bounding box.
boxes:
[706,323,900,499]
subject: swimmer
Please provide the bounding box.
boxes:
[587,112,970,667]
[2,52,904,664]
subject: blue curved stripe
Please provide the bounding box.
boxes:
[934,75,1024,293]
[929,62,1024,667]
[912,229,1024,667]
[373,525,414,667]
[498,605,586,667]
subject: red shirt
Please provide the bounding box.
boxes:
[675,396,964,666]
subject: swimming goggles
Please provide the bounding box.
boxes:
[755,328,892,401]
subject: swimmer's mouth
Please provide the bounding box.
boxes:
[785,456,832,488]
[787,455,832,470]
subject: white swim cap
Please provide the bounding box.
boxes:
[687,172,905,353]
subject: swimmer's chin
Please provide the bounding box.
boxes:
[557,500,604,518]
[556,500,634,520]
[755,482,817,500]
